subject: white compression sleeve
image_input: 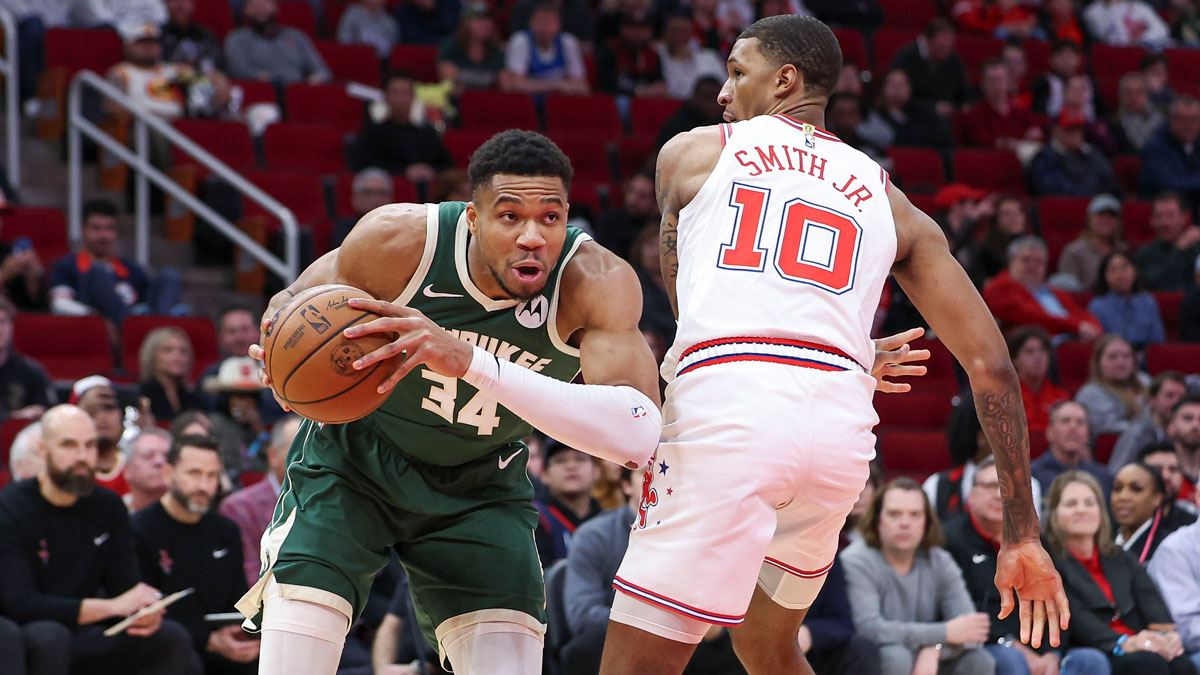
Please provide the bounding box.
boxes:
[461,345,661,468]
[258,578,347,675]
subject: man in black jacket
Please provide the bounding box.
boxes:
[801,556,881,675]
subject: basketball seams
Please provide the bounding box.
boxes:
[279,310,378,402]
[265,284,344,385]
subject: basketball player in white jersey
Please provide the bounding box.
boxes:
[599,15,1070,675]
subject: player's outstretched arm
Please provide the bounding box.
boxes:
[889,186,1070,648]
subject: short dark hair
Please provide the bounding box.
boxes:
[924,17,955,38]
[1006,324,1053,361]
[218,304,257,323]
[82,198,118,222]
[1093,251,1141,295]
[1051,38,1081,55]
[1154,189,1191,213]
[1150,371,1187,397]
[383,70,414,88]
[859,477,945,550]
[1141,52,1167,70]
[467,130,573,195]
[1118,461,1167,503]
[946,401,983,468]
[168,410,213,439]
[980,57,1005,78]
[827,92,859,111]
[737,15,841,99]
[1172,394,1200,420]
[1137,440,1179,463]
[167,434,220,465]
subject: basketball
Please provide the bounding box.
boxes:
[262,284,394,424]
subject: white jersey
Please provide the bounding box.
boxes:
[666,114,897,378]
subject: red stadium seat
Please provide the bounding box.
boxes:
[1,207,70,270]
[389,45,439,83]
[1025,40,1050,79]
[442,129,494,167]
[545,94,622,138]
[1146,343,1200,376]
[239,471,267,488]
[567,181,608,216]
[1121,199,1155,245]
[0,418,34,466]
[1037,196,1089,238]
[1094,433,1120,464]
[957,36,1005,85]
[908,192,937,216]
[276,1,317,39]
[1056,341,1094,392]
[617,136,657,180]
[953,149,1025,194]
[14,314,112,382]
[243,170,329,228]
[194,0,234,38]
[231,79,278,107]
[263,122,347,174]
[1113,155,1141,195]
[172,119,256,174]
[873,391,955,430]
[44,28,123,74]
[458,90,539,133]
[872,28,919,75]
[878,429,950,481]
[833,29,868,70]
[332,172,418,218]
[284,83,365,133]
[121,316,219,383]
[315,42,381,86]
[1154,291,1184,340]
[878,0,937,32]
[1090,45,1148,81]
[909,337,960,396]
[630,98,683,139]
[548,133,614,184]
[886,147,945,192]
[1166,48,1200,91]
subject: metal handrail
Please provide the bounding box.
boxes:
[0,7,21,187]
[67,70,298,281]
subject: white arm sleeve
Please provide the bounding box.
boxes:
[462,345,660,468]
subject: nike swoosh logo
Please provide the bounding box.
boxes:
[213,549,229,559]
[498,449,524,470]
[423,284,463,299]
[94,533,109,546]
[972,553,987,564]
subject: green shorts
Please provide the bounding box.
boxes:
[235,418,544,649]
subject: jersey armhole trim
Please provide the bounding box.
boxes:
[394,203,440,305]
[880,168,890,194]
[720,123,730,146]
[546,233,590,359]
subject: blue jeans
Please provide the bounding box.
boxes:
[78,265,187,324]
[985,643,1111,675]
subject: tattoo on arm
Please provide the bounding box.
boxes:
[974,388,1041,544]
[656,167,680,318]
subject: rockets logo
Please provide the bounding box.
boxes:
[635,454,658,530]
[159,549,174,575]
[37,539,49,565]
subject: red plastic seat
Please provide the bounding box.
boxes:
[121,316,219,383]
[239,471,267,487]
[231,79,278,107]
[314,41,381,86]
[1113,155,1141,195]
[630,98,682,139]
[172,119,256,173]
[953,149,1025,194]
[567,181,608,216]
[2,207,70,270]
[0,418,35,466]
[194,0,234,39]
[957,35,1005,85]
[833,29,868,70]
[458,90,539,133]
[878,0,937,32]
[878,429,950,481]
[14,314,113,382]
[873,391,955,430]
[44,28,123,74]
[548,133,613,184]
[872,28,920,75]
[1090,45,1148,81]
[332,172,418,218]
[1121,199,1155,246]
[1166,48,1200,91]
[886,147,945,192]
[1056,341,1094,392]
[545,94,622,138]
[389,44,439,83]
[1025,40,1050,79]
[263,122,348,174]
[1146,343,1200,376]
[442,129,494,167]
[284,83,365,133]
[276,1,317,39]
[1037,196,1090,239]
[617,136,656,180]
[1153,291,1184,340]
[909,337,960,396]
[1094,433,1120,464]
[243,170,329,228]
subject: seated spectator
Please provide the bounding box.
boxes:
[75,0,168,28]
[352,73,451,183]
[890,18,972,116]
[943,457,1110,675]
[336,0,400,60]
[331,169,394,249]
[800,555,884,675]
[1140,98,1200,205]
[0,210,47,311]
[1112,461,1196,564]
[502,3,589,98]
[834,61,865,98]
[162,0,224,75]
[655,77,725,151]
[1170,396,1200,501]
[107,20,191,170]
[841,478,995,675]
[595,0,652,45]
[1142,53,1176,111]
[935,184,993,286]
[1032,40,1085,117]
[1030,112,1120,197]
[1173,0,1200,47]
[858,69,952,150]
[370,570,439,673]
[1140,441,1200,517]
[1060,73,1117,157]
[844,463,884,547]
[1044,471,1196,675]
[630,225,675,347]
[1083,0,1170,48]
[508,0,595,44]
[595,11,668,99]
[975,196,1031,280]
[534,440,602,568]
[1182,257,1200,341]
[8,421,44,481]
[1146,489,1200,672]
[952,0,1040,40]
[1111,372,1189,468]
[687,0,745,53]
[827,93,886,163]
[1001,43,1033,110]
[655,13,725,101]
[133,435,257,674]
[1039,0,1086,45]
[224,0,331,85]
[983,236,1102,339]
[202,357,273,475]
[594,171,658,260]
[49,199,186,329]
[220,415,302,587]
[201,306,285,431]
[433,167,473,203]
[0,405,194,675]
[1134,190,1200,291]
[1088,252,1167,350]
[139,326,203,424]
[436,2,511,93]
[72,375,133,494]
[0,297,55,421]
[1111,73,1165,154]
[121,427,171,513]
[1010,325,1072,433]
[1032,401,1115,498]
[1059,194,1125,292]
[961,59,1044,151]
[1076,335,1147,437]
[393,0,460,46]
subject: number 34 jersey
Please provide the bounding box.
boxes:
[361,201,586,466]
[667,115,898,377]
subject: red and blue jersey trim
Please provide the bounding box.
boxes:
[720,123,731,146]
[612,575,747,626]
[677,337,864,377]
[763,556,835,579]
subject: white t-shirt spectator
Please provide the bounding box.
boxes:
[1083,0,1170,48]
[73,0,167,28]
[336,3,401,59]
[654,42,726,100]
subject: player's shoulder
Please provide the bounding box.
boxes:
[660,124,724,162]
[340,203,428,258]
[561,240,638,290]
[559,240,642,325]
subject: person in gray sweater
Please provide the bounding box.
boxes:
[841,478,996,675]
[224,0,330,85]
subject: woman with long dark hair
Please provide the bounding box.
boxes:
[1110,462,1196,564]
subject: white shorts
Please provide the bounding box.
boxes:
[612,348,877,642]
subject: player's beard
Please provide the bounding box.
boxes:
[486,261,544,301]
[47,459,95,497]
[170,485,211,515]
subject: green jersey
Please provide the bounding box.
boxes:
[355,201,587,466]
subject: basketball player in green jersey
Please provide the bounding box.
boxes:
[238,130,926,675]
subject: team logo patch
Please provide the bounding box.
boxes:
[515,295,549,329]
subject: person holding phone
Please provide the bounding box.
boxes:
[0,229,46,310]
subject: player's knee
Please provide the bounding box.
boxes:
[260,578,349,645]
[438,616,545,675]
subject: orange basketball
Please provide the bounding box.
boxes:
[262,284,393,424]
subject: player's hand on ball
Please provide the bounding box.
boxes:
[345,298,473,393]
[872,327,930,393]
[995,539,1070,649]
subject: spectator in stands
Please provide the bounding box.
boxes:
[1111,372,1189,468]
[1059,194,1125,292]
[1140,441,1200,517]
[1089,252,1167,350]
[827,93,885,163]
[351,72,452,182]
[1001,43,1034,110]
[72,375,133,495]
[436,2,510,93]
[220,414,301,586]
[1141,98,1200,205]
[370,569,438,674]
[107,20,190,171]
[502,3,589,98]
[201,306,284,429]
[508,0,595,45]
[845,463,884,547]
[596,11,668,99]
[76,0,168,28]
[630,225,676,347]
[1033,401,1115,497]
[800,555,884,675]
[0,297,55,421]
[654,76,724,151]
[1010,325,1072,433]
[393,0,460,46]
[138,326,203,424]
[1182,256,1200,341]
[1061,73,1117,155]
[0,405,194,675]
[121,427,171,513]
[983,236,1103,338]
[1033,40,1085,117]
[332,168,394,249]
[962,59,1044,152]
[952,0,1040,39]
[687,0,746,53]
[594,170,657,262]
[1076,335,1147,437]
[835,61,865,97]
[1044,471,1196,675]
[224,0,331,85]
[1083,0,1171,48]
[1039,0,1086,44]
[1030,112,1120,197]
[162,0,224,74]
[1134,191,1200,291]
[1112,73,1165,155]
[935,184,993,286]
[433,167,473,203]
[1112,461,1196,564]
[534,440,602,568]
[1147,489,1200,672]
[1142,53,1176,111]
[973,196,1030,281]
[8,421,44,481]
[202,357,269,474]
[890,18,972,117]
[1169,396,1200,500]
[336,0,400,59]
[655,13,726,101]
[133,435,257,674]
[49,199,186,329]
[858,69,953,150]
[0,217,47,311]
[841,478,995,675]
[943,457,1110,675]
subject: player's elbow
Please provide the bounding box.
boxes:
[965,356,1019,392]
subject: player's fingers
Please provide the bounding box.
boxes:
[1019,598,1033,645]
[1046,600,1061,648]
[348,297,415,317]
[898,348,931,364]
[998,586,1015,620]
[355,335,417,370]
[1056,588,1071,631]
[882,364,928,377]
[877,381,911,394]
[1031,601,1046,649]
[379,346,425,392]
[344,316,418,339]
[248,344,265,360]
[875,326,925,351]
